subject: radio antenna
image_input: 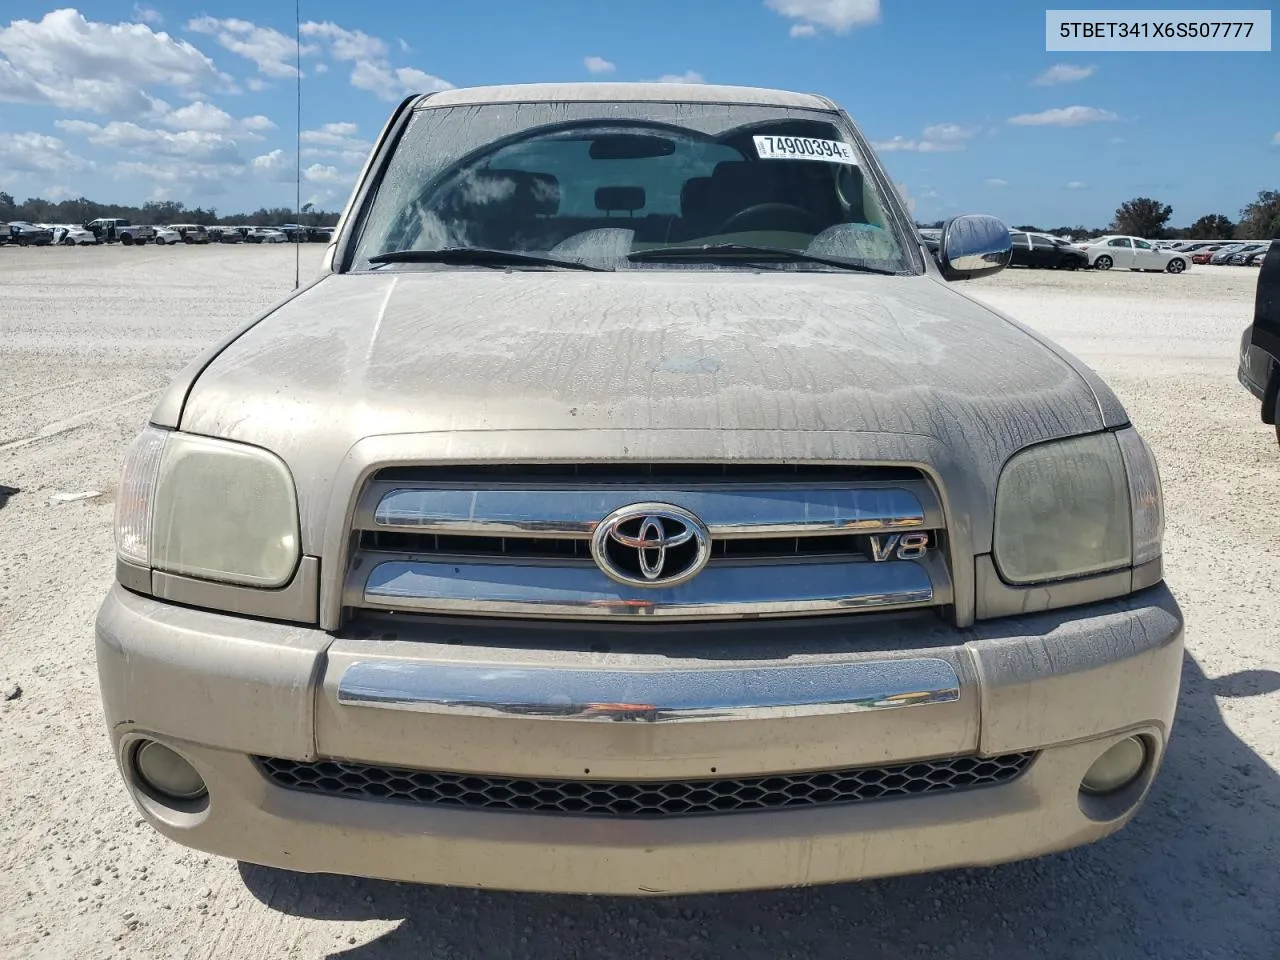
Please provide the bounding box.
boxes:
[294,0,302,289]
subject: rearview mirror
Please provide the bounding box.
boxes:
[936,214,1012,281]
[588,134,676,160]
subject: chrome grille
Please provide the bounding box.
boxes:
[258,753,1033,817]
[344,464,952,621]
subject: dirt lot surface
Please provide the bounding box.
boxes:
[1,245,1276,959]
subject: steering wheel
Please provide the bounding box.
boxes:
[717,203,821,235]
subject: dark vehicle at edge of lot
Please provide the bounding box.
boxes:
[1008,231,1088,270]
[1238,239,1280,444]
[5,221,55,246]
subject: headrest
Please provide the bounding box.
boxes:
[595,186,645,213]
[680,177,712,215]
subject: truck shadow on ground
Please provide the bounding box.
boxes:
[239,653,1280,960]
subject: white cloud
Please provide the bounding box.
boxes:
[251,149,297,182]
[872,123,977,153]
[350,60,452,100]
[304,163,346,184]
[657,70,705,83]
[43,184,77,200]
[245,76,268,91]
[1272,131,1280,146]
[1108,136,1125,144]
[790,23,818,37]
[1033,63,1096,85]
[110,158,239,196]
[984,178,1009,188]
[132,5,163,25]
[1066,180,1086,189]
[56,119,244,164]
[0,131,94,175]
[1008,105,1118,126]
[398,38,411,53]
[298,122,370,168]
[0,9,227,116]
[584,55,615,74]
[187,16,309,78]
[314,62,329,74]
[765,0,880,34]
[893,181,916,216]
[299,21,387,61]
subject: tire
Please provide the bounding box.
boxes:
[1166,258,1185,274]
[18,237,28,247]
[1094,255,1112,270]
[62,237,75,246]
[155,237,166,245]
[121,234,133,245]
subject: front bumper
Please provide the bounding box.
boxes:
[96,583,1183,895]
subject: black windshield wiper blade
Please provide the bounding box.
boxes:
[368,247,609,272]
[627,243,897,275]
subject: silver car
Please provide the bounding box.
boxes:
[96,82,1183,895]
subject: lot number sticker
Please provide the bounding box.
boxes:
[753,135,858,165]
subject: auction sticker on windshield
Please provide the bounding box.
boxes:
[753,135,858,165]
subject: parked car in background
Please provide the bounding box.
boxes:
[6,221,55,245]
[85,218,155,245]
[211,226,241,244]
[1246,247,1271,266]
[256,227,288,243]
[52,224,99,245]
[152,226,181,245]
[1008,231,1088,270]
[170,224,210,244]
[307,225,334,243]
[1191,244,1233,264]
[1220,243,1269,265]
[1077,235,1189,273]
[95,80,1182,897]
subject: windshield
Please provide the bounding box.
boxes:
[350,101,909,273]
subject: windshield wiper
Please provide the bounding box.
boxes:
[368,247,609,272]
[627,243,898,275]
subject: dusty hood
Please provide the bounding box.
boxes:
[177,269,1119,552]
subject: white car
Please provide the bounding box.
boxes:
[1077,235,1190,273]
[256,228,287,243]
[52,224,99,245]
[153,226,182,245]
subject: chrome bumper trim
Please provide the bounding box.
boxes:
[356,558,939,620]
[365,483,935,539]
[337,657,961,721]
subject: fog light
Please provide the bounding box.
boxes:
[134,741,207,800]
[1081,736,1147,794]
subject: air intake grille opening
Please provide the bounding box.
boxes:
[257,752,1033,817]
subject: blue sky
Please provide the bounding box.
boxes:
[1,1,1274,225]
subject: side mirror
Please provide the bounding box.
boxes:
[936,214,1012,281]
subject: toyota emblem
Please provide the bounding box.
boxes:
[590,503,711,588]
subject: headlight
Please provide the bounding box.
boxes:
[114,427,300,588]
[993,429,1162,584]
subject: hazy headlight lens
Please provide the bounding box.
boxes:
[151,433,300,588]
[994,433,1132,583]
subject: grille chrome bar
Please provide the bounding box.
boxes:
[352,556,942,620]
[362,483,937,539]
[337,657,961,721]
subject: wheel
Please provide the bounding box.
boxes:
[17,237,28,247]
[1094,255,1112,270]
[121,234,133,245]
[1166,258,1185,274]
[62,237,75,246]
[155,237,166,245]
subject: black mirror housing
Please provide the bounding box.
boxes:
[937,214,1013,281]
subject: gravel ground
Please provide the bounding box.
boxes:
[1,245,1276,960]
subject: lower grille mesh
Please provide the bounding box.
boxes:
[257,753,1034,818]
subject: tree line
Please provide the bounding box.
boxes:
[0,192,341,228]
[919,189,1280,241]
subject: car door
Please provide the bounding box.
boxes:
[1103,237,1134,268]
[1131,238,1160,270]
[1007,232,1030,266]
[1029,234,1058,267]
